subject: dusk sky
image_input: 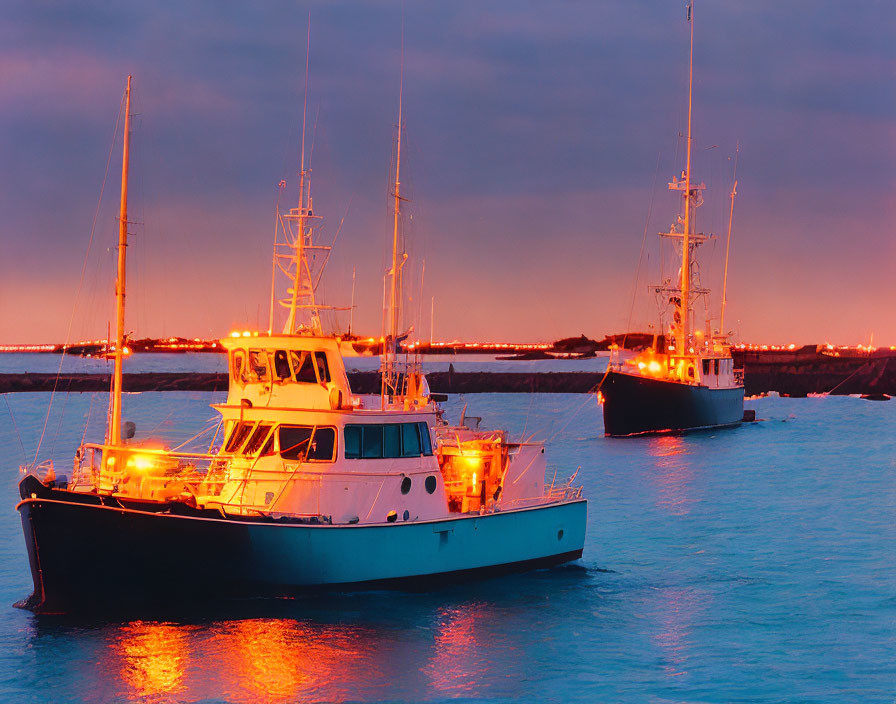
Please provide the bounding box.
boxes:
[1,1,893,345]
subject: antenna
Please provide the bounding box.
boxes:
[349,266,356,336]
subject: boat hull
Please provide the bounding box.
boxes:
[601,370,744,437]
[17,488,586,614]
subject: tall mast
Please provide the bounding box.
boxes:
[719,142,738,339]
[383,25,405,400]
[108,76,131,446]
[679,1,695,353]
[285,18,313,336]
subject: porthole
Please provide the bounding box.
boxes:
[425,475,437,494]
[557,529,564,541]
[403,510,410,521]
[387,510,398,523]
[400,476,412,495]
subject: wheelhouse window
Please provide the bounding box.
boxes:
[248,350,269,381]
[225,422,254,453]
[362,425,384,458]
[290,351,317,383]
[279,425,336,462]
[401,423,421,457]
[418,422,433,455]
[383,424,402,459]
[308,427,335,461]
[314,352,330,383]
[344,422,435,459]
[344,425,361,459]
[273,350,291,380]
[231,350,246,381]
[243,423,272,455]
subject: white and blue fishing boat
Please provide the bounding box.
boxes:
[601,3,744,437]
[17,67,586,614]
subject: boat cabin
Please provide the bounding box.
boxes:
[221,335,353,410]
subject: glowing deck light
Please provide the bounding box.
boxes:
[127,454,157,473]
[648,360,662,374]
[462,456,483,470]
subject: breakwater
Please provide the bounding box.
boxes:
[732,348,896,397]
[0,371,605,395]
[1,351,894,396]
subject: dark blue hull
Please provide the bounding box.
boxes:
[16,476,585,615]
[601,370,744,437]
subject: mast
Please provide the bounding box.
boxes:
[719,142,738,339]
[108,76,131,447]
[284,18,314,336]
[269,17,342,337]
[383,26,405,400]
[679,1,695,353]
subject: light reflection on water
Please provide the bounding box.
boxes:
[114,622,191,700]
[29,589,568,704]
[647,585,706,680]
[647,435,697,517]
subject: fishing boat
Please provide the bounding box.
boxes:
[17,68,586,614]
[601,3,744,437]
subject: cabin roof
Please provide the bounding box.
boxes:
[220,335,343,353]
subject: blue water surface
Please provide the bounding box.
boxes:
[0,390,893,703]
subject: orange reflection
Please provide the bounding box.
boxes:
[212,617,384,703]
[647,435,696,516]
[649,586,707,679]
[115,621,191,700]
[425,604,489,695]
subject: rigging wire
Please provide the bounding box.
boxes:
[623,151,662,349]
[4,396,27,464]
[171,417,222,452]
[31,90,125,469]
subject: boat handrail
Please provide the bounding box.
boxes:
[78,442,222,462]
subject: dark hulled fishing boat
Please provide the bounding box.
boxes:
[17,67,586,615]
[601,3,744,437]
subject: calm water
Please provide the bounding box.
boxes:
[0,390,893,702]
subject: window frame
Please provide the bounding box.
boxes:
[344,422,434,459]
[278,424,338,463]
[314,351,331,384]
[243,423,273,456]
[272,350,291,381]
[225,421,254,454]
[247,349,270,382]
[231,350,247,383]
